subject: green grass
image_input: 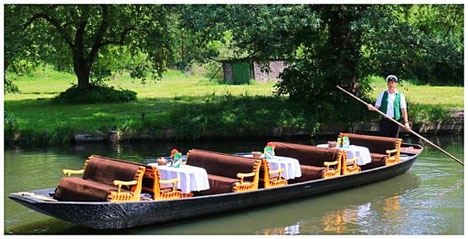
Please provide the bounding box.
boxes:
[5,68,277,132]
[370,76,463,108]
[4,69,464,145]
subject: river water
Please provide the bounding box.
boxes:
[3,135,464,235]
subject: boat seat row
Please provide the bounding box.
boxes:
[54,155,192,202]
[338,133,402,169]
[270,141,360,183]
[186,149,288,195]
[186,149,262,195]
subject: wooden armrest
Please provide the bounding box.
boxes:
[269,168,284,175]
[237,172,256,184]
[324,161,339,171]
[324,161,338,167]
[159,178,180,184]
[269,168,284,179]
[159,178,180,191]
[386,148,398,154]
[113,180,137,193]
[62,169,84,177]
[347,157,358,165]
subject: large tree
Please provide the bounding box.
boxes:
[182,4,464,102]
[5,5,174,88]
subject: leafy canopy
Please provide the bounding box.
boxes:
[182,4,464,104]
[5,5,175,87]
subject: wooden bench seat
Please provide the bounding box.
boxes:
[269,142,345,183]
[54,156,145,202]
[339,133,402,169]
[55,155,190,202]
[186,149,262,195]
[84,155,192,200]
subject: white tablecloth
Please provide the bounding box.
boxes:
[316,144,372,165]
[242,154,302,180]
[269,156,302,180]
[147,163,210,193]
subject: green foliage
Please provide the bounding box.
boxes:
[48,126,76,145]
[183,4,464,105]
[4,76,20,94]
[5,5,175,88]
[52,84,137,104]
[169,106,209,140]
[4,112,19,144]
[167,94,322,140]
[360,5,463,86]
[409,103,454,123]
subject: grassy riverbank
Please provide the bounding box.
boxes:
[4,68,463,145]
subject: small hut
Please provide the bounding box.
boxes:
[221,59,287,84]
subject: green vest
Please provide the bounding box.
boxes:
[381,91,401,120]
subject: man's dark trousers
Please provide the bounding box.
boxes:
[379,118,400,138]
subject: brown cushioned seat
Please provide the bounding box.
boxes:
[359,153,387,170]
[81,155,155,194]
[83,157,140,185]
[55,177,121,201]
[271,142,341,182]
[186,149,261,195]
[205,175,238,195]
[288,165,326,184]
[339,133,402,169]
[85,155,191,201]
[340,133,398,154]
[54,156,142,201]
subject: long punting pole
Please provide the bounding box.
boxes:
[336,85,463,166]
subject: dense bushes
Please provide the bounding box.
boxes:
[52,84,137,104]
[4,94,459,145]
[168,95,324,140]
[4,111,18,144]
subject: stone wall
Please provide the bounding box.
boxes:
[253,61,286,82]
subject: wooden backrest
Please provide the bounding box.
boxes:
[270,142,340,167]
[339,133,400,154]
[186,149,258,179]
[84,155,143,186]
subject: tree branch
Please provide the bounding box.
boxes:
[74,7,90,54]
[443,6,462,40]
[86,6,136,63]
[24,12,74,48]
[86,5,109,63]
[99,27,136,47]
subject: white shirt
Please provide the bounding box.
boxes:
[375,90,407,118]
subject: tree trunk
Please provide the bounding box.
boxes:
[73,56,91,88]
[327,6,362,91]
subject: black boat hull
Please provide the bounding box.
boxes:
[9,145,421,230]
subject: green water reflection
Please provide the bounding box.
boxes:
[4,135,463,235]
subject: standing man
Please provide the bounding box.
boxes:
[368,75,411,137]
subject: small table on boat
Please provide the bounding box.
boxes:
[316,144,372,166]
[269,155,302,180]
[242,154,302,180]
[147,163,210,193]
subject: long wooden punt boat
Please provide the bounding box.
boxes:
[9,140,423,230]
